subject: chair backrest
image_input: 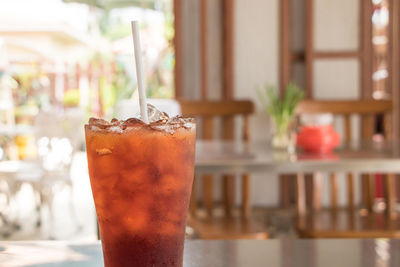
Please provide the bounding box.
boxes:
[178,99,254,218]
[294,99,394,215]
[296,99,393,142]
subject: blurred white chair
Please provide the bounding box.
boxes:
[0,171,17,237]
[33,107,84,238]
[116,98,181,119]
[0,160,42,237]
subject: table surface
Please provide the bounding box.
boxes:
[195,140,400,174]
[2,140,398,176]
[1,239,399,267]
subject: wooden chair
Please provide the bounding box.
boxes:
[178,99,269,239]
[294,99,400,238]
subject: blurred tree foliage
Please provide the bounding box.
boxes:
[98,12,131,41]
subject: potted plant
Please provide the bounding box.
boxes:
[258,83,304,151]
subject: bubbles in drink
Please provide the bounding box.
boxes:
[96,148,112,155]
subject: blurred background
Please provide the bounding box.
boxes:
[0,0,175,240]
[0,0,399,241]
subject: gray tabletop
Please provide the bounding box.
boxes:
[195,140,400,174]
[1,239,400,267]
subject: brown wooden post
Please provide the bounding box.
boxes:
[390,0,400,140]
[305,0,314,98]
[173,0,183,98]
[347,173,355,211]
[279,0,291,95]
[241,174,250,218]
[296,173,306,216]
[330,173,338,211]
[360,0,374,208]
[390,0,400,203]
[222,116,235,217]
[222,0,234,99]
[360,0,374,138]
[200,0,208,100]
[310,173,322,212]
[384,174,396,219]
[361,0,373,99]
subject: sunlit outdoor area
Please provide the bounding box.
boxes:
[3,0,400,266]
[0,0,174,241]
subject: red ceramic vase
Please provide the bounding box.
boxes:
[296,125,340,154]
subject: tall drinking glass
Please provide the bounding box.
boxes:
[85,117,195,267]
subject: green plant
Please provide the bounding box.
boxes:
[258,83,304,146]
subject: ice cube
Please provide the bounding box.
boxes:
[109,126,123,133]
[121,118,146,130]
[143,104,169,123]
[89,117,110,128]
[110,118,120,125]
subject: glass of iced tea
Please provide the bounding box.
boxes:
[85,114,195,267]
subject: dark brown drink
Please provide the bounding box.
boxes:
[85,117,195,267]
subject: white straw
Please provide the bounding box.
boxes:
[131,21,149,124]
